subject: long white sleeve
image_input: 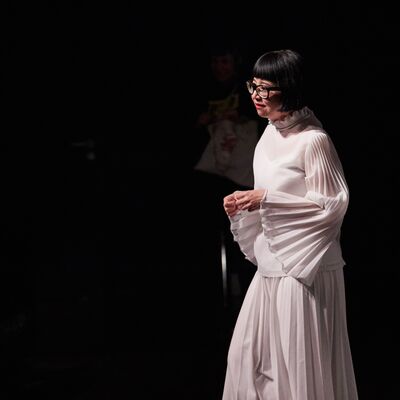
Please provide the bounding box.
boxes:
[230,210,262,265]
[260,132,349,285]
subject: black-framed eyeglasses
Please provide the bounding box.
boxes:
[246,80,281,99]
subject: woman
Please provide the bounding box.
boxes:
[222,49,358,399]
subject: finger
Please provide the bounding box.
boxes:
[248,202,260,211]
[240,201,252,210]
[224,201,235,209]
[224,194,236,202]
[236,197,248,206]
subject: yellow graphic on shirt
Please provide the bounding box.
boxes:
[208,93,239,119]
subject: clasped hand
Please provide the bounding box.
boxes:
[223,189,266,217]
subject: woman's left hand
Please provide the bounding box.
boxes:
[234,189,266,212]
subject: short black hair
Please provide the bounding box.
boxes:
[252,49,305,112]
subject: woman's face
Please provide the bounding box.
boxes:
[250,78,284,121]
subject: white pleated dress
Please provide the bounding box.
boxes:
[222,107,358,400]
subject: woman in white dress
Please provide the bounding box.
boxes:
[222,49,358,400]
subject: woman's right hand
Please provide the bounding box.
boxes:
[223,192,240,217]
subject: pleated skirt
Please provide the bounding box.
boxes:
[222,269,358,400]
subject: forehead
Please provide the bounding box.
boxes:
[253,78,274,85]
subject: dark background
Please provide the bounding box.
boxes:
[2,1,399,399]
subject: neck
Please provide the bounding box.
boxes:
[269,110,291,123]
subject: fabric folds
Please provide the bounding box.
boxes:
[230,210,262,265]
[222,271,358,400]
[260,132,349,286]
[222,107,358,400]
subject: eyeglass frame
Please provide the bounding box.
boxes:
[246,80,281,99]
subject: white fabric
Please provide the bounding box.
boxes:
[194,119,259,187]
[222,270,358,400]
[223,107,358,399]
[230,107,348,286]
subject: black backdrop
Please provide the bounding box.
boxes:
[2,2,399,399]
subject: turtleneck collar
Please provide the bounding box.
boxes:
[268,106,315,131]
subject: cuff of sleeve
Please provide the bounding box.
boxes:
[229,209,261,265]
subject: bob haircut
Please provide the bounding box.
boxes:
[252,49,305,112]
